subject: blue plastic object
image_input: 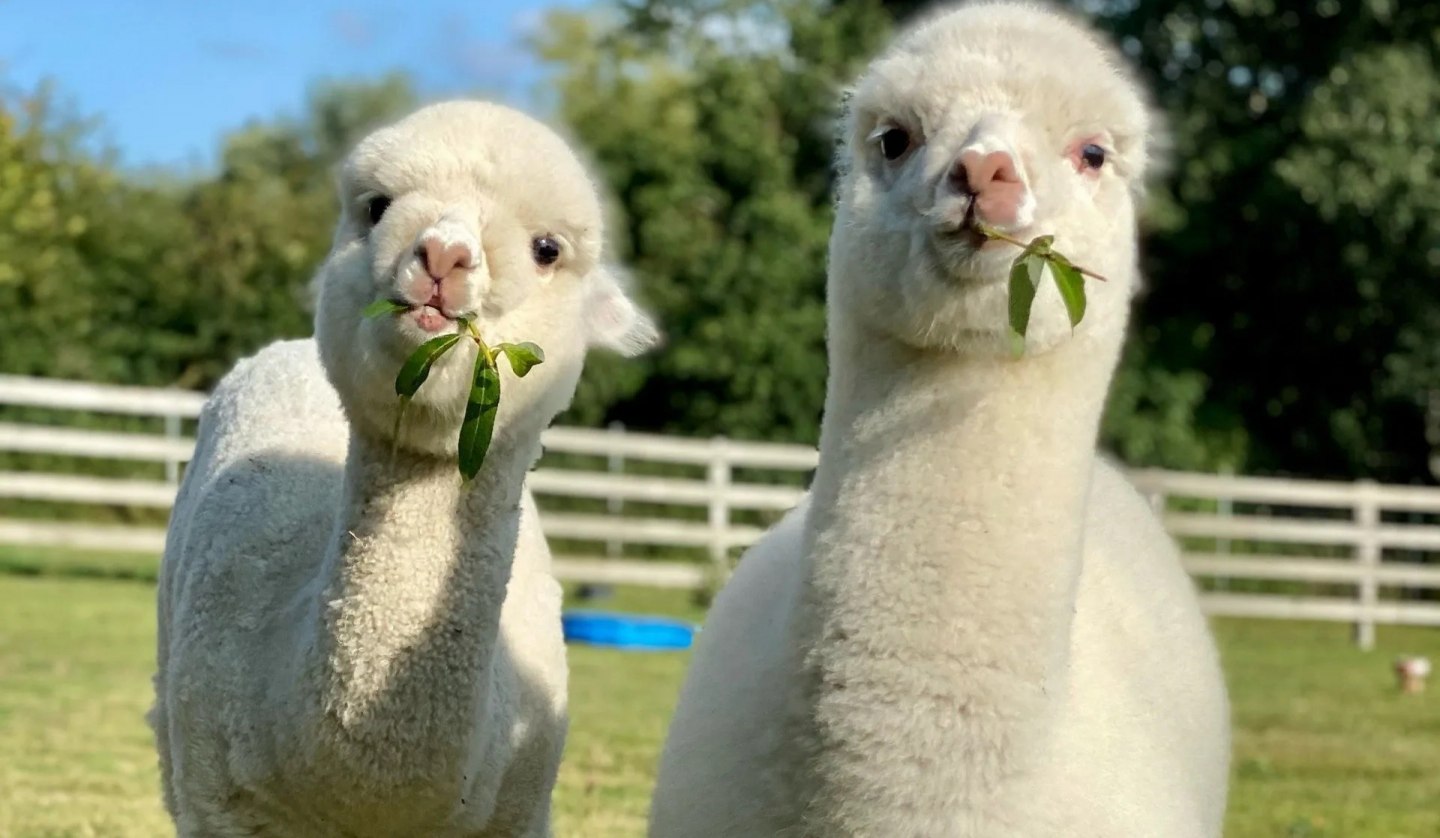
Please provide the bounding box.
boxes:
[561,610,697,651]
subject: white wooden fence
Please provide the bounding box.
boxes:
[3,374,1440,649]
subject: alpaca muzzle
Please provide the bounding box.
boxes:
[403,217,484,331]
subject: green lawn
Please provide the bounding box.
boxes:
[0,569,1437,837]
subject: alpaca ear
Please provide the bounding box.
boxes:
[584,265,660,357]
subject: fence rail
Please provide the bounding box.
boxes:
[3,374,1439,648]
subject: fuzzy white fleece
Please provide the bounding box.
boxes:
[152,101,656,837]
[649,4,1230,836]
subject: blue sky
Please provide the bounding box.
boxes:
[0,0,589,171]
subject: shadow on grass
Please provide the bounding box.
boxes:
[0,548,160,584]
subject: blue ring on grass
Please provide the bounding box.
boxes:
[561,610,696,651]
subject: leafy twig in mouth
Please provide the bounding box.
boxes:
[364,302,545,480]
[972,222,1105,357]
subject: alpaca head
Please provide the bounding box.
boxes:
[831,1,1156,357]
[313,100,657,455]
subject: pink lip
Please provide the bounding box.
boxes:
[414,305,453,333]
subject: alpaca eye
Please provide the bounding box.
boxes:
[366,196,391,226]
[878,127,911,161]
[532,235,561,267]
[1080,144,1107,170]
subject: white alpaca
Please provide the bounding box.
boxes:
[649,4,1230,836]
[152,100,656,837]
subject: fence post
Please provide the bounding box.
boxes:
[1216,466,1233,591]
[1354,479,1380,651]
[164,411,181,485]
[606,421,625,560]
[707,437,731,574]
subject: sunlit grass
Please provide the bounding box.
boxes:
[0,569,1436,837]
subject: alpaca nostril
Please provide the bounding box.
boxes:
[419,237,474,281]
[948,159,973,196]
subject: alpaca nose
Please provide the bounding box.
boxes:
[950,149,1028,227]
[419,236,475,282]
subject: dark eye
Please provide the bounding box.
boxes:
[532,235,561,267]
[366,195,391,226]
[879,127,911,161]
[1080,144,1107,170]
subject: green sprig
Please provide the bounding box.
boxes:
[367,301,545,481]
[362,298,410,318]
[975,222,1106,357]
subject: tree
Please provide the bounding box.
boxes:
[0,85,174,383]
[538,0,893,441]
[12,0,1439,482]
[1082,0,1440,481]
[131,74,420,389]
[0,74,418,391]
[543,0,1440,479]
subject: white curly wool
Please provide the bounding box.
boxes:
[649,4,1230,836]
[152,101,656,837]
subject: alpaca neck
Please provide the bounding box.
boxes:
[311,425,540,777]
[790,317,1122,829]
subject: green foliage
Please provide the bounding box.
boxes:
[1008,253,1042,348]
[460,359,502,481]
[362,298,409,318]
[537,0,892,443]
[0,74,417,390]
[395,333,463,398]
[541,0,1440,479]
[0,88,158,382]
[1048,258,1087,329]
[5,0,1440,479]
[498,341,545,377]
[981,226,1098,354]
[1088,0,1440,479]
[1103,346,1249,473]
[378,313,546,480]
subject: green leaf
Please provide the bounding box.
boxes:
[388,396,410,467]
[458,354,502,481]
[1007,251,1045,353]
[498,342,546,377]
[1049,258,1087,329]
[394,333,462,399]
[363,298,409,318]
[1024,234,1055,257]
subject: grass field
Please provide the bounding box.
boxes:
[1,561,1438,837]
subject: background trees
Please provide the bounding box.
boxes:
[1091,0,1440,480]
[3,0,1438,482]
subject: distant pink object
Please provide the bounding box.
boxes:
[1395,656,1431,694]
